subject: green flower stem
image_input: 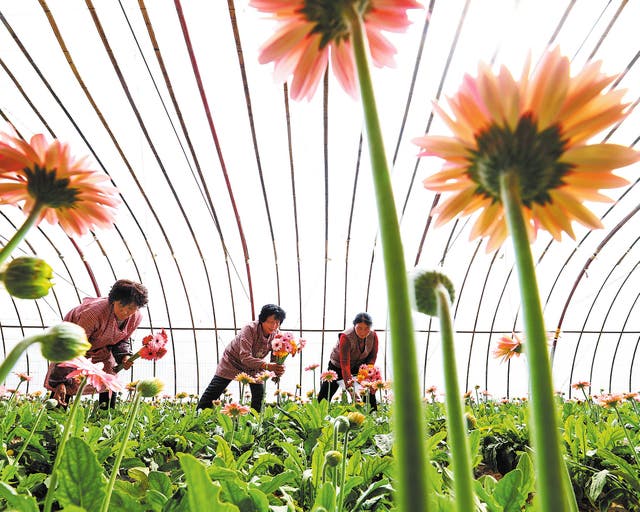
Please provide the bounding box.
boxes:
[349,9,429,512]
[613,406,640,467]
[101,390,142,512]
[43,376,87,512]
[0,202,44,268]
[436,284,475,512]
[0,335,40,384]
[11,402,47,468]
[337,429,350,512]
[500,171,573,511]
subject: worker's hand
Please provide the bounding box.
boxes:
[121,355,133,370]
[53,383,67,406]
[267,363,285,377]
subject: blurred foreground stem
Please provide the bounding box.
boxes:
[349,7,429,511]
[500,171,576,512]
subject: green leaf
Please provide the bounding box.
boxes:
[0,482,39,512]
[148,471,173,498]
[56,437,106,511]
[178,453,239,511]
[494,469,525,512]
[588,470,609,502]
[312,482,336,511]
[252,469,296,495]
[213,435,235,468]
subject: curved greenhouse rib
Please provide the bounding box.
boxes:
[400,0,469,222]
[344,135,364,327]
[552,201,640,370]
[86,0,209,391]
[586,0,630,62]
[391,2,433,168]
[320,73,330,366]
[587,258,640,392]
[174,0,255,321]
[227,0,281,305]
[27,1,172,367]
[282,84,305,383]
[608,271,640,393]
[135,0,227,362]
[566,235,639,397]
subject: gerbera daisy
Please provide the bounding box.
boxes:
[414,48,639,252]
[493,334,524,363]
[571,381,590,391]
[58,356,123,395]
[0,129,120,237]
[221,402,251,418]
[251,0,422,101]
[320,369,338,382]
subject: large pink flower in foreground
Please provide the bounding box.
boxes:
[58,356,124,395]
[251,0,422,100]
[0,129,119,236]
[414,48,639,252]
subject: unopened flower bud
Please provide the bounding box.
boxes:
[1,257,53,299]
[465,411,477,430]
[346,411,366,429]
[44,398,59,409]
[334,416,350,433]
[39,322,91,362]
[137,378,164,398]
[324,450,342,467]
[412,270,456,317]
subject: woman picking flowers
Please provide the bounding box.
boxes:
[318,312,379,412]
[197,304,287,411]
[44,279,149,409]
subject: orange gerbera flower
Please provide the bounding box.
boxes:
[493,334,523,363]
[0,130,119,236]
[414,48,639,252]
[251,0,421,101]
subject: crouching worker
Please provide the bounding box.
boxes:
[197,304,286,412]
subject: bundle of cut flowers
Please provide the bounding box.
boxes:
[114,329,168,372]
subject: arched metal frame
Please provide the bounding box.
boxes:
[0,0,638,400]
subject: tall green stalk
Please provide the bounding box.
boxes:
[348,8,429,511]
[43,377,87,512]
[101,390,142,512]
[436,284,475,512]
[0,202,44,268]
[500,171,575,511]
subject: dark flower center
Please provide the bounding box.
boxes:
[301,0,370,49]
[25,165,79,208]
[469,113,572,207]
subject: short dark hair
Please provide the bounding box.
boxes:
[258,304,286,324]
[353,312,372,326]
[108,279,149,308]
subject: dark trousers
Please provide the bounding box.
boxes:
[98,391,117,409]
[317,362,377,411]
[197,375,265,411]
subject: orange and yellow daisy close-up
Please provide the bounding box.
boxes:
[0,130,119,237]
[414,48,640,252]
[251,0,422,101]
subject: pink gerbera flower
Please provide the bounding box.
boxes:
[221,402,251,418]
[305,363,320,371]
[58,356,124,395]
[251,0,422,101]
[0,129,120,236]
[320,370,338,382]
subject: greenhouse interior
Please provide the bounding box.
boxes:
[0,1,639,511]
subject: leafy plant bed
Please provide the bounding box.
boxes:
[0,393,638,511]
